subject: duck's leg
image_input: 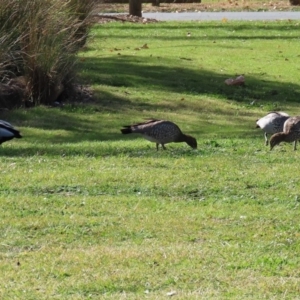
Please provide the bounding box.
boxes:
[265,132,268,146]
[162,144,167,150]
[156,143,159,151]
[294,140,298,151]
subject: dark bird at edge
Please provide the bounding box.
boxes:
[0,120,22,145]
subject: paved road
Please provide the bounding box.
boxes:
[143,11,300,21]
[99,11,300,21]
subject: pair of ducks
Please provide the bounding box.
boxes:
[1,112,298,151]
[256,112,300,150]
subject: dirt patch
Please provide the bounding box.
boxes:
[91,13,159,24]
[0,78,95,109]
[0,80,26,110]
[58,84,95,104]
[95,1,298,14]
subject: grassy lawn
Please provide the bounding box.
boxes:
[1,19,300,299]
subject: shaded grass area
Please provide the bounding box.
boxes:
[1,20,300,299]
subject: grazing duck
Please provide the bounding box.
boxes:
[0,120,22,145]
[120,119,197,150]
[270,116,300,151]
[256,111,290,146]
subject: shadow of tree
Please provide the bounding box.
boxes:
[79,55,300,105]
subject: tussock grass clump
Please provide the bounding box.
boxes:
[0,0,95,107]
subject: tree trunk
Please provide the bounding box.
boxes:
[290,0,300,5]
[129,0,142,17]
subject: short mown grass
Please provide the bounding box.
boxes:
[1,20,300,299]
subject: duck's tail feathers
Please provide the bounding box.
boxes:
[121,127,132,134]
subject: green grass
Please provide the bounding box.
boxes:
[1,20,300,299]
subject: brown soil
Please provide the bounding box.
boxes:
[0,79,95,109]
[95,1,298,14]
[91,14,159,23]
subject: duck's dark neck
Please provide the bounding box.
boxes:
[175,133,187,143]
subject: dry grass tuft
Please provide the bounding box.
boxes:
[0,0,95,107]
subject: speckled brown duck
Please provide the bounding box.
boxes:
[121,119,197,150]
[256,111,290,146]
[270,116,300,150]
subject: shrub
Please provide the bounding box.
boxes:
[0,0,95,107]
